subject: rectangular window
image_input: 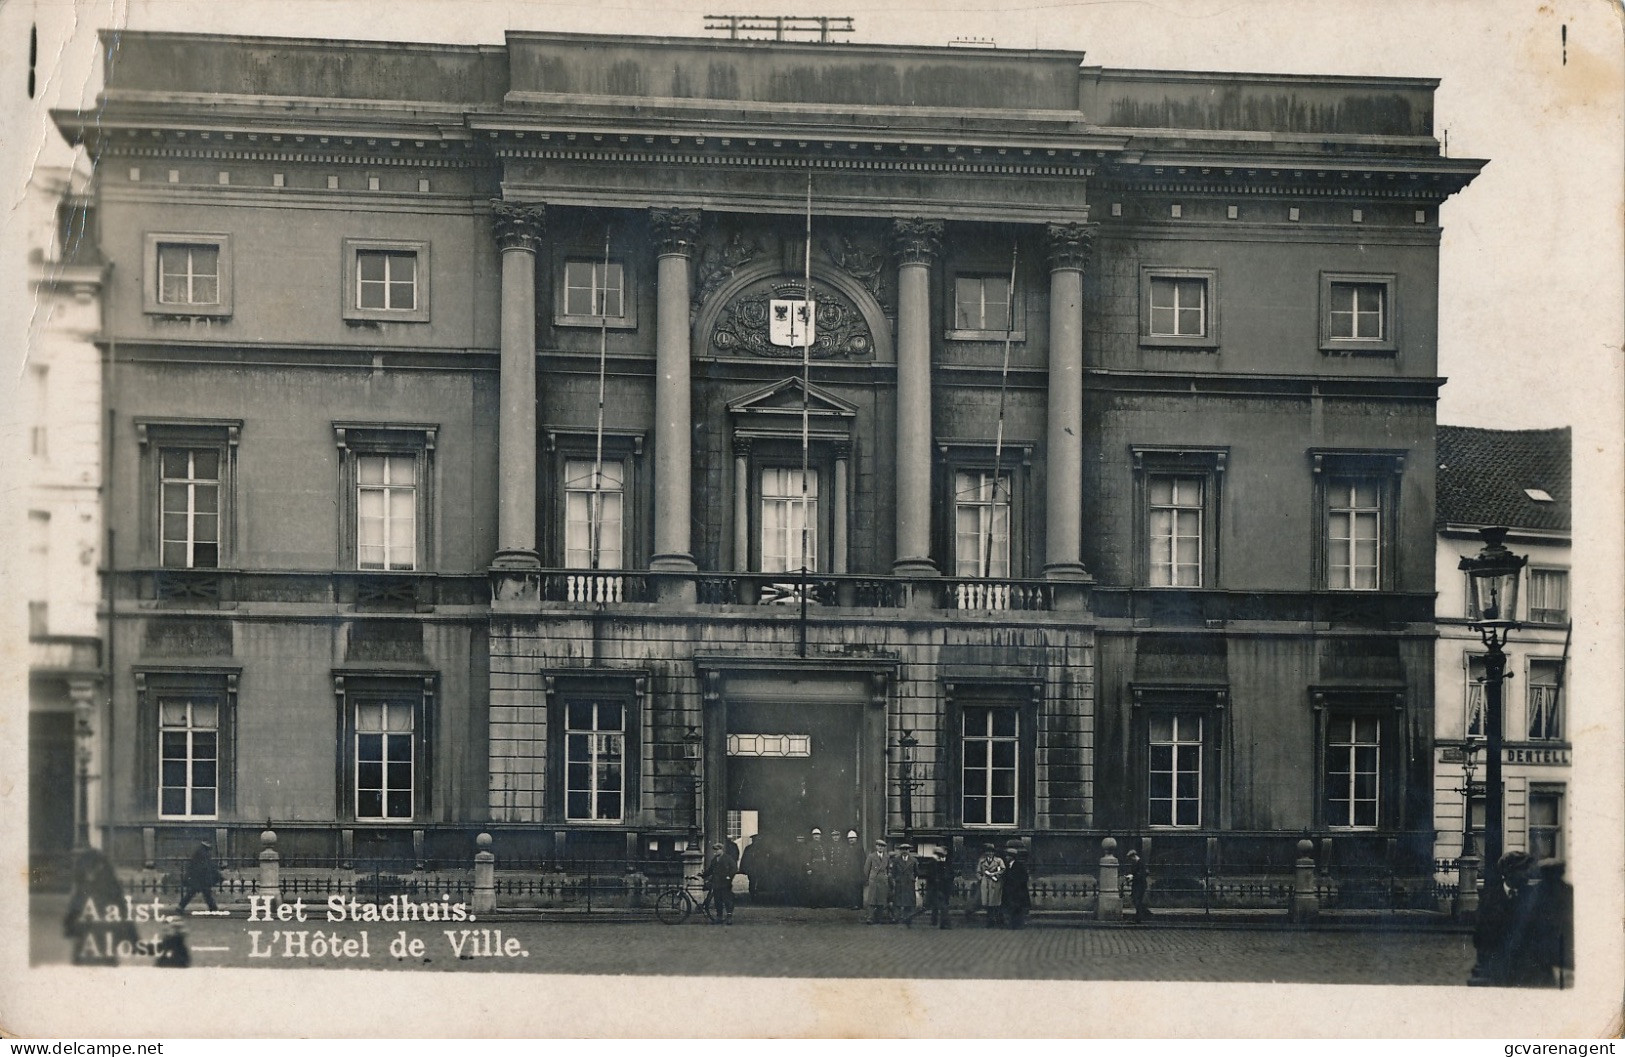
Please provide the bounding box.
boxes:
[159,695,218,818]
[1528,790,1562,860]
[1148,712,1203,827]
[564,700,625,822]
[160,448,221,569]
[1465,656,1488,739]
[1527,661,1563,741]
[1148,475,1203,587]
[1325,713,1380,829]
[356,453,417,571]
[954,470,1010,578]
[157,244,220,306]
[1326,477,1381,590]
[953,275,1012,333]
[1148,276,1206,337]
[1528,569,1569,624]
[564,260,625,319]
[354,698,415,820]
[356,250,417,311]
[761,467,818,574]
[1327,281,1385,341]
[962,706,1018,827]
[563,458,624,570]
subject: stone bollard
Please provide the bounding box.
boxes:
[1290,839,1319,924]
[1455,852,1481,921]
[681,845,705,893]
[1096,837,1122,921]
[258,829,281,904]
[473,832,496,914]
[623,865,649,909]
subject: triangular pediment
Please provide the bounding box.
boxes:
[728,377,858,419]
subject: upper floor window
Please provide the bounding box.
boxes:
[343,239,430,323]
[953,275,1013,334]
[954,470,1010,578]
[1140,268,1218,349]
[556,257,636,329]
[1320,273,1397,354]
[335,424,436,572]
[1528,568,1569,624]
[1312,450,1403,592]
[564,458,625,571]
[761,467,818,574]
[1465,655,1489,739]
[1527,660,1563,741]
[138,420,240,570]
[144,233,232,318]
[1133,446,1225,588]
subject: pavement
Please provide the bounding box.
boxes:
[32,894,1479,983]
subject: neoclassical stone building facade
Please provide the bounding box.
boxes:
[55,29,1481,885]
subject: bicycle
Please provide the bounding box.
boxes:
[653,881,719,925]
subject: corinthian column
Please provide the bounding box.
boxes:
[1044,221,1092,580]
[650,208,702,599]
[892,218,943,577]
[492,201,546,568]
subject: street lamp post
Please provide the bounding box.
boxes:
[1459,526,1527,912]
[1453,736,1483,918]
[898,730,918,839]
[683,724,704,846]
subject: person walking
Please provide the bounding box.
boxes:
[1123,849,1151,923]
[890,842,919,927]
[703,841,737,925]
[1001,842,1031,929]
[923,848,955,929]
[862,839,891,924]
[975,843,1006,928]
[177,841,222,912]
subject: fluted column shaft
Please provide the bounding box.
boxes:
[650,209,702,592]
[1044,222,1092,579]
[892,218,943,576]
[492,202,546,567]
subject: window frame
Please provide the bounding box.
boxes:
[134,667,239,820]
[1131,446,1226,589]
[1464,653,1495,740]
[1319,272,1398,355]
[136,420,240,570]
[1527,567,1569,625]
[1526,785,1564,860]
[1139,267,1219,350]
[543,430,645,573]
[1312,691,1403,832]
[1132,686,1226,831]
[1311,450,1404,592]
[144,233,232,318]
[1525,658,1564,742]
[936,441,1034,579]
[343,238,431,324]
[743,439,836,575]
[554,254,638,331]
[334,672,435,823]
[947,272,1026,342]
[543,671,645,826]
[945,681,1039,831]
[334,424,437,573]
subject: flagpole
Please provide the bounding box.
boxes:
[799,174,813,656]
[982,241,1019,588]
[590,227,611,594]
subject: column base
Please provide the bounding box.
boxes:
[649,553,698,574]
[490,553,541,604]
[649,554,697,605]
[892,558,939,577]
[491,549,541,570]
[1042,561,1093,581]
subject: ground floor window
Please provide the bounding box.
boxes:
[564,699,626,822]
[962,705,1019,827]
[1324,713,1380,828]
[336,673,434,822]
[1148,712,1203,827]
[159,695,219,818]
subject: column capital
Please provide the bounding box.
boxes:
[891,218,944,266]
[651,208,702,256]
[1045,222,1094,272]
[732,436,754,458]
[492,200,546,252]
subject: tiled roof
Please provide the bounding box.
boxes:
[1436,426,1570,532]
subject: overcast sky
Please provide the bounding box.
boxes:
[9,0,1622,430]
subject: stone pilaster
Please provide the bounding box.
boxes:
[1044,221,1092,580]
[492,201,546,570]
[891,218,943,577]
[650,209,702,600]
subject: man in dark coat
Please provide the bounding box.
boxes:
[178,841,222,912]
[862,839,891,924]
[739,834,764,901]
[1123,849,1151,923]
[923,848,955,928]
[1000,843,1031,929]
[703,841,736,925]
[890,842,918,926]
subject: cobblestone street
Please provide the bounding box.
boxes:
[33,896,1477,984]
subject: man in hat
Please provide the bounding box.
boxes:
[923,847,955,929]
[1123,849,1151,923]
[702,840,736,925]
[976,843,1006,927]
[1000,842,1031,929]
[805,827,829,908]
[178,840,222,912]
[862,839,891,924]
[890,841,919,926]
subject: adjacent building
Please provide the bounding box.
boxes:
[1433,426,1572,870]
[52,29,1483,888]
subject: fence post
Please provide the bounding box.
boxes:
[1455,851,1481,921]
[473,832,496,914]
[258,829,281,904]
[1290,838,1319,924]
[1096,836,1122,921]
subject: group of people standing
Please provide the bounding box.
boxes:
[738,827,870,908]
[1471,850,1573,988]
[973,842,1034,928]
